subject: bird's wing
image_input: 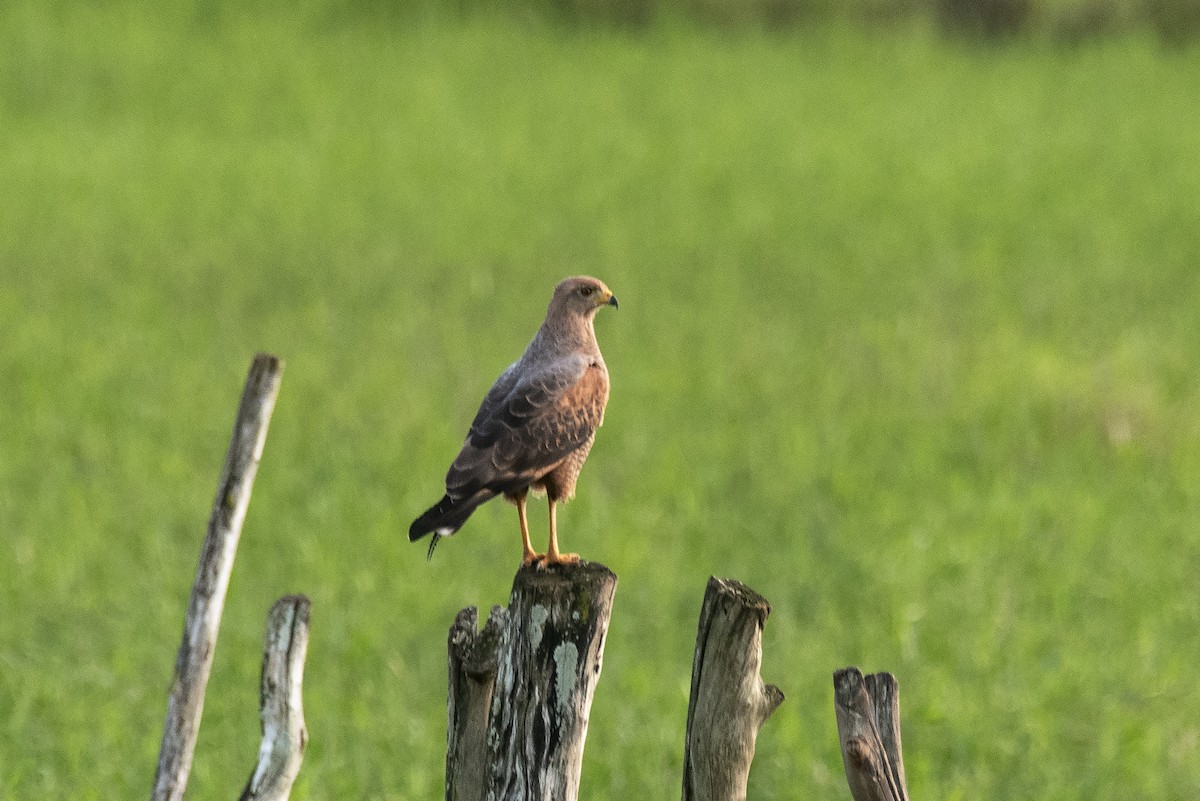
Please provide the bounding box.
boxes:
[466,360,522,437]
[445,355,607,497]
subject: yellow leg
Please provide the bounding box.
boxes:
[517,494,540,566]
[544,497,579,566]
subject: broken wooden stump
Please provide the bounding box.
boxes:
[446,605,509,801]
[445,561,617,801]
[682,577,784,801]
[239,594,312,801]
[833,667,910,801]
[487,562,617,801]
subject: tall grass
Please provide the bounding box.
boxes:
[2,4,1199,800]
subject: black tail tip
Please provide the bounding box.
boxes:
[411,494,465,542]
[410,515,456,543]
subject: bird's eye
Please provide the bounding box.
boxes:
[580,286,594,297]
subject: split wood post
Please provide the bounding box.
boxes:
[682,577,784,801]
[152,353,284,801]
[833,667,910,801]
[239,594,312,801]
[446,605,508,801]
[484,561,618,801]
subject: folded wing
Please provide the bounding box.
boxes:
[446,354,606,499]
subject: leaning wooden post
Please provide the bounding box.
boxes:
[833,667,910,801]
[239,595,311,801]
[485,562,618,801]
[682,577,784,801]
[152,353,284,801]
[446,605,508,801]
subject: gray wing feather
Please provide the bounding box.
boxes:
[445,355,598,496]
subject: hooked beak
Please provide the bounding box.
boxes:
[606,293,619,309]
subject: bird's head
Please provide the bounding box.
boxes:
[551,276,618,318]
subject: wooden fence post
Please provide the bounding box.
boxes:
[239,594,311,801]
[681,577,784,801]
[833,667,910,801]
[151,353,284,801]
[479,562,618,801]
[446,605,509,801]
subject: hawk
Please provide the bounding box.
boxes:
[410,276,618,566]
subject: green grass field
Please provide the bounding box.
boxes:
[3,4,1200,799]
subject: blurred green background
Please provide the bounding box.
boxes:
[2,1,1199,799]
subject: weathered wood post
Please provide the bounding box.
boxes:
[239,594,311,801]
[446,605,509,801]
[488,562,617,801]
[681,577,784,801]
[445,562,617,801]
[833,667,910,801]
[152,353,284,801]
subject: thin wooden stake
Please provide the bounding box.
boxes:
[682,577,784,801]
[239,595,311,801]
[152,353,284,801]
[833,667,910,801]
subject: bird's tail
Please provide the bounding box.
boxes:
[409,490,494,559]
